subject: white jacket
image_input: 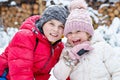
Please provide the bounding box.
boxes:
[53,32,120,80]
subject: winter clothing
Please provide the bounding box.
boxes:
[64,0,94,36]
[53,31,120,80]
[69,0,87,11]
[69,41,93,60]
[0,4,69,80]
[52,0,120,80]
[36,5,69,33]
[0,15,64,80]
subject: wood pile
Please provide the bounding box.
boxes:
[1,0,120,29]
[98,2,120,26]
[87,1,120,28]
[88,1,104,10]
[36,0,46,14]
[1,0,46,29]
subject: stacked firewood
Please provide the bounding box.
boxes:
[98,2,120,26]
[36,0,46,15]
[87,1,120,28]
[1,0,120,29]
[88,1,104,10]
[1,0,46,29]
[1,4,31,28]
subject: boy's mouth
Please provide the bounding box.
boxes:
[50,33,58,37]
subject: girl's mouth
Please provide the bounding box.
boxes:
[73,39,81,45]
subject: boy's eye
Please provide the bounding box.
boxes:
[59,26,64,29]
[49,22,54,26]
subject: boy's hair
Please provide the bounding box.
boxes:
[36,5,69,33]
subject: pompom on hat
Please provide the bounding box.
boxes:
[64,0,94,36]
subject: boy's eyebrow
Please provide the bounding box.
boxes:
[58,23,63,25]
[51,20,64,26]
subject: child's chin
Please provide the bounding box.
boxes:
[49,39,58,43]
[73,42,80,46]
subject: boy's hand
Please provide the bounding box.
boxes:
[68,41,93,60]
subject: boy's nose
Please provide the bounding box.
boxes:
[54,27,59,31]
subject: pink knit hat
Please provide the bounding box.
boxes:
[64,0,94,36]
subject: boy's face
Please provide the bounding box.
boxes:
[66,30,90,46]
[43,19,64,43]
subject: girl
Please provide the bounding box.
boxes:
[53,0,120,80]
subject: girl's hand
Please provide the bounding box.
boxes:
[68,41,93,60]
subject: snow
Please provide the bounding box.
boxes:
[46,0,71,6]
[10,1,17,6]
[88,7,101,23]
[0,27,18,54]
[46,0,120,7]
[0,0,8,2]
[99,3,110,9]
[98,0,120,2]
[97,17,120,47]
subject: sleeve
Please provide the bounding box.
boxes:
[49,68,57,80]
[8,30,36,80]
[0,47,8,76]
[53,48,73,80]
[103,43,120,80]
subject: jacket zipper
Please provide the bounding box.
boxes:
[39,45,53,72]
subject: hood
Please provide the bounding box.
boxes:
[19,15,48,42]
[20,15,40,31]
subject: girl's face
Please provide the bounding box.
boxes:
[43,19,64,43]
[66,30,90,46]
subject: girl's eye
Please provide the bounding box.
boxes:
[68,32,72,35]
[77,31,80,33]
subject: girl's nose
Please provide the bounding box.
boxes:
[71,33,76,38]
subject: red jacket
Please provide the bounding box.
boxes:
[0,15,64,80]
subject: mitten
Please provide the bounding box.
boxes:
[0,68,8,80]
[68,41,93,60]
[0,77,6,80]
